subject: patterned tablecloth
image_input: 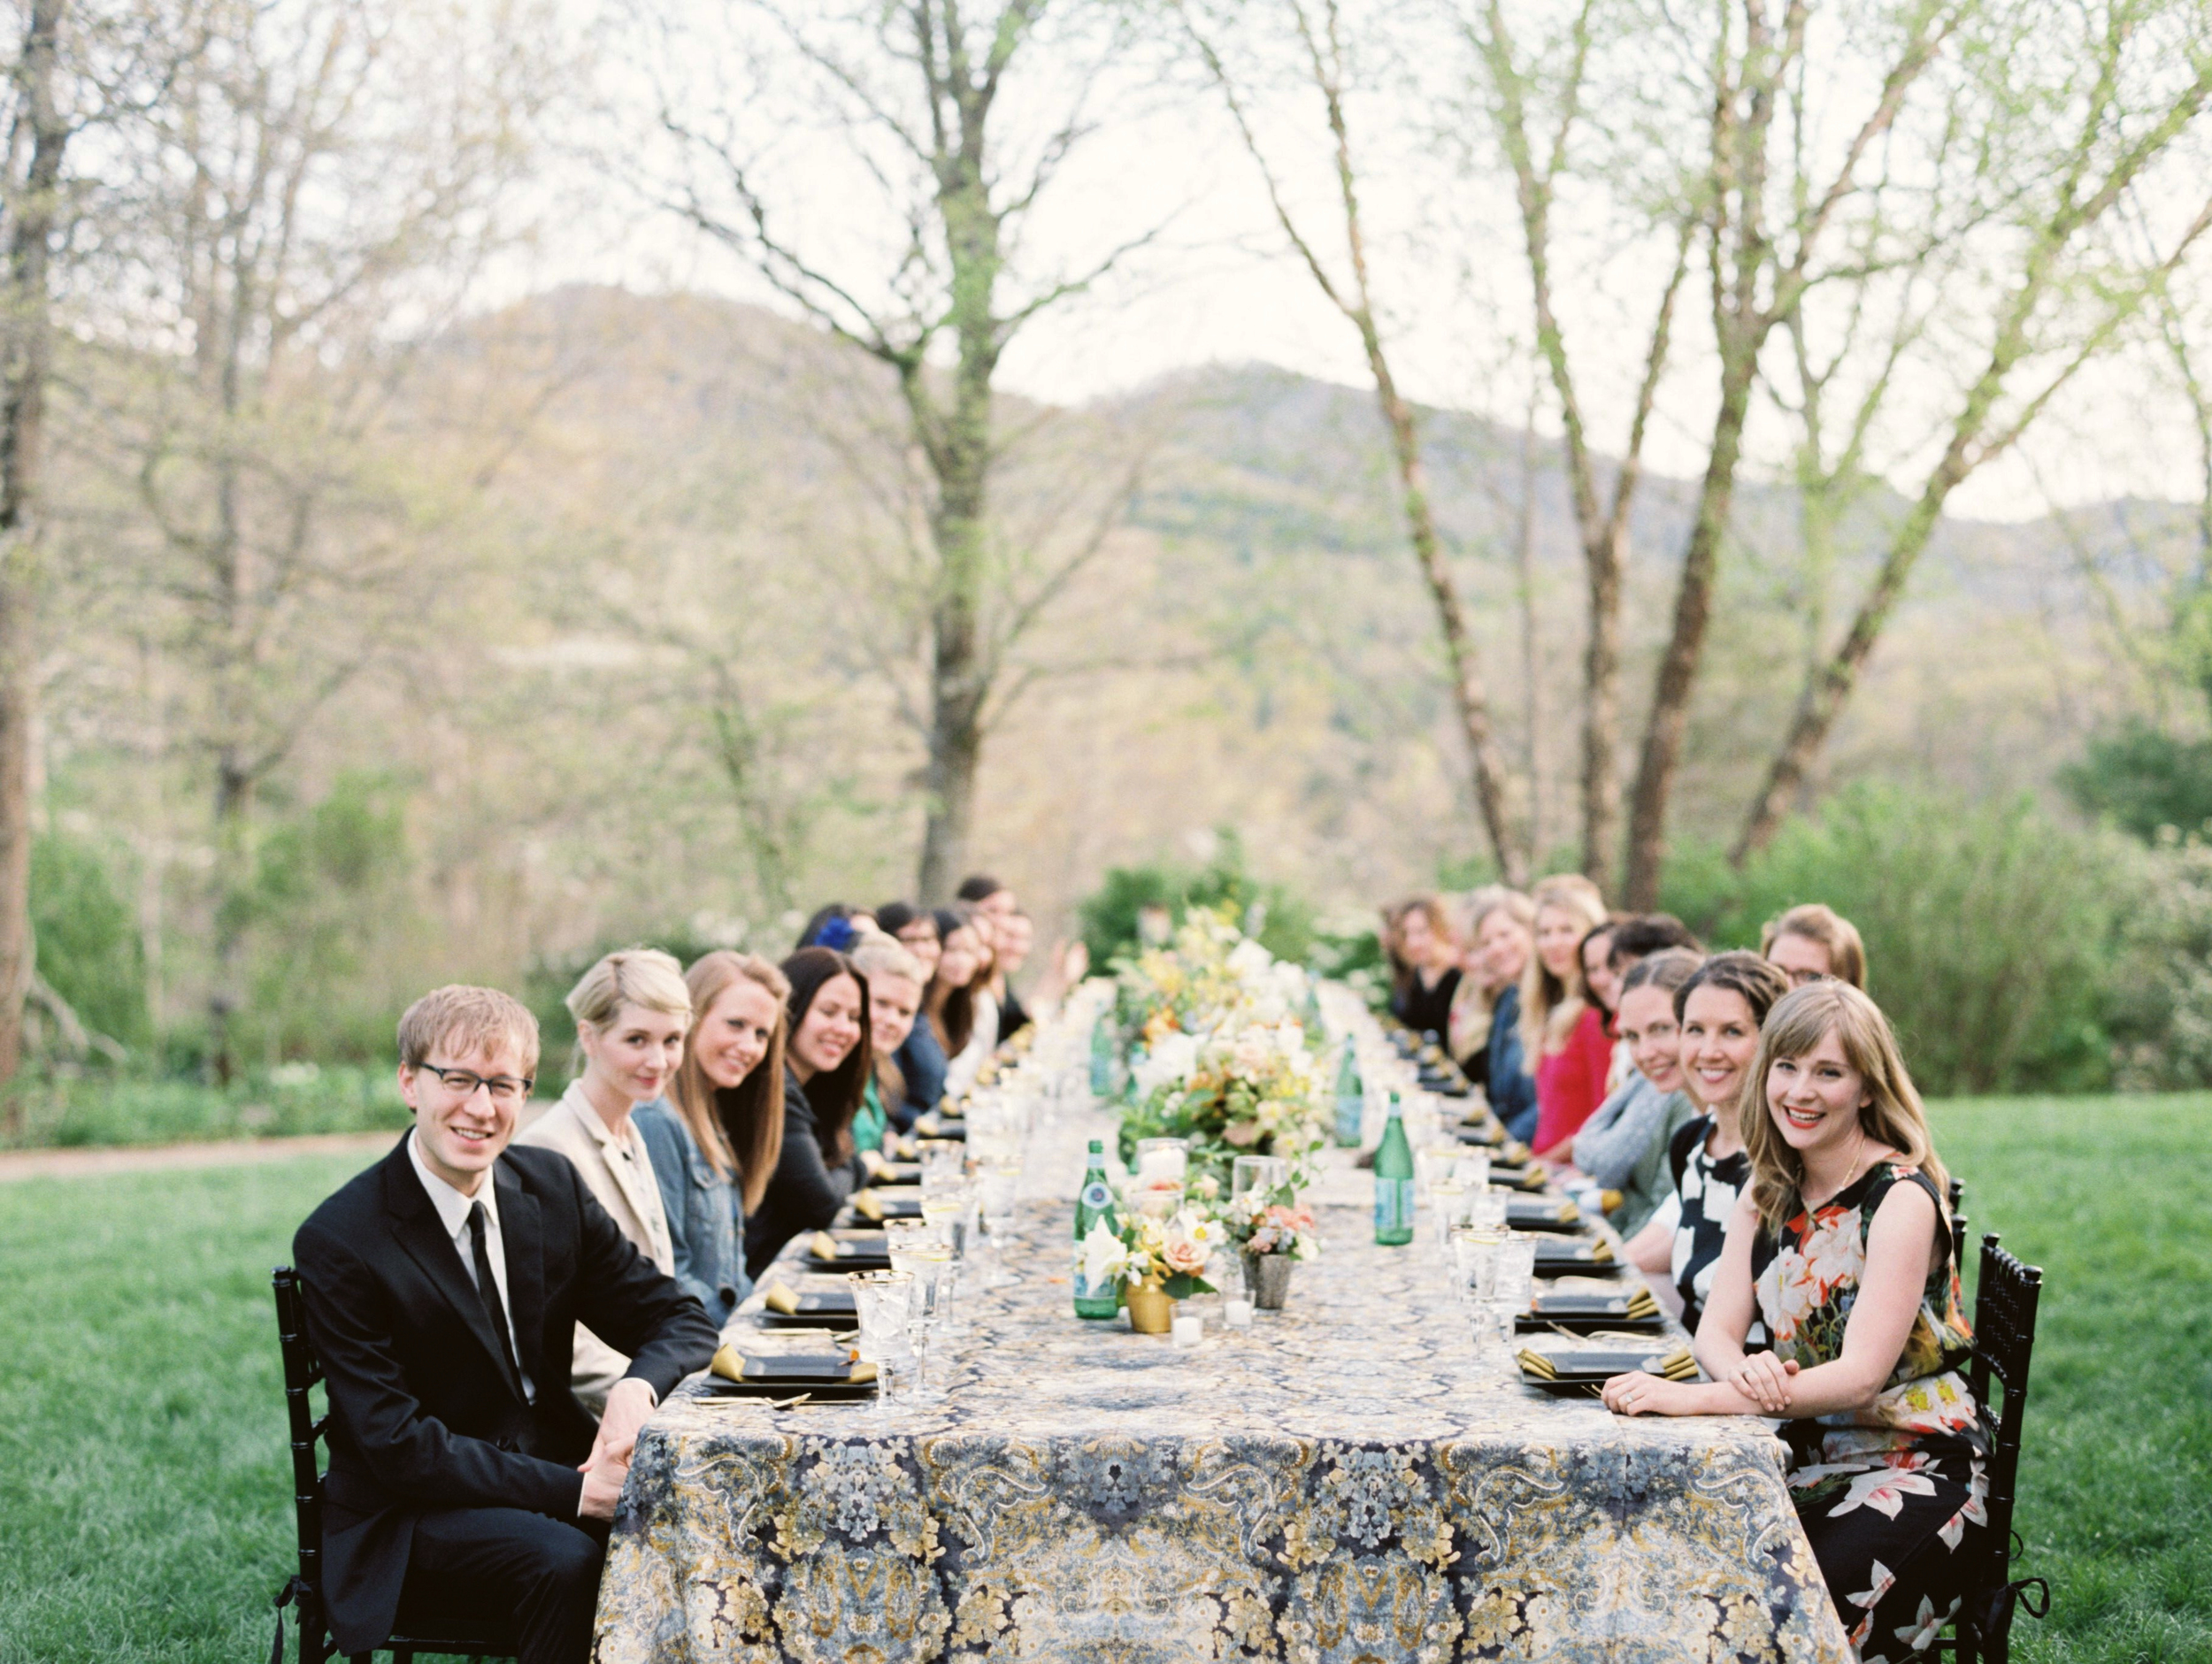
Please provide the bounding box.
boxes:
[595,1118,1850,1664]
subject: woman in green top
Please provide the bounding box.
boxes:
[849,933,928,1154]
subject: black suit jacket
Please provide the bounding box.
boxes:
[742,1070,867,1279]
[293,1136,718,1653]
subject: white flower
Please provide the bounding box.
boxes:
[1893,1595,1949,1652]
[1830,1464,1939,1520]
[1081,1219,1129,1290]
[1226,939,1274,978]
[1133,1031,1201,1097]
[1846,1560,1896,1611]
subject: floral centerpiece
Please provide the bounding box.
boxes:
[1118,1013,1330,1185]
[1222,1189,1319,1309]
[1077,1205,1224,1333]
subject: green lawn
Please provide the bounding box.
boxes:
[0,1099,2204,1663]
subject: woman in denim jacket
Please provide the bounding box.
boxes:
[634,951,790,1327]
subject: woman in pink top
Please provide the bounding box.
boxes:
[1520,875,1612,1159]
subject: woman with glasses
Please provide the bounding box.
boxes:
[634,952,788,1334]
[516,947,693,1414]
[1761,902,1868,990]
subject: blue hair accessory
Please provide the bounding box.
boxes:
[816,916,857,953]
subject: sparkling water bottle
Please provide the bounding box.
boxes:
[1071,1139,1122,1318]
[1333,1038,1363,1147]
[1373,1093,1415,1246]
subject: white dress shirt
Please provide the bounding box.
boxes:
[407,1130,536,1404]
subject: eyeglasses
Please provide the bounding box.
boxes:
[415,1062,534,1105]
[1783,968,1832,988]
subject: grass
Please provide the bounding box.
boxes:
[0,1065,409,1151]
[0,1096,2203,1662]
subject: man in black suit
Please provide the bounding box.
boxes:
[294,985,718,1664]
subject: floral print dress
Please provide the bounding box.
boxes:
[1752,1163,1988,1663]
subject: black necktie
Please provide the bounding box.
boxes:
[467,1201,522,1392]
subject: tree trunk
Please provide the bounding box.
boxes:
[1512,406,1542,857]
[209,751,250,1085]
[1621,345,1758,908]
[1578,517,1624,878]
[1368,349,1525,885]
[0,0,68,1084]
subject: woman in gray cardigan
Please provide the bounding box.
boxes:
[1570,949,1701,1235]
[634,951,791,1329]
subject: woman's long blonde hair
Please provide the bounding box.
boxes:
[667,952,788,1212]
[1741,981,1951,1234]
[1519,874,1608,1057]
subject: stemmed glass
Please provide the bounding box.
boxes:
[883,1223,953,1402]
[976,1160,1021,1288]
[849,1269,917,1410]
[920,1180,976,1333]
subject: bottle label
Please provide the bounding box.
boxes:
[1333,1092,1363,1142]
[1079,1180,1112,1212]
[1373,1177,1416,1235]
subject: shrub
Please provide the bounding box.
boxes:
[1660,786,2132,1095]
[30,830,150,1051]
[1078,831,1315,969]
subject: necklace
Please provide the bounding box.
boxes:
[1805,1129,1869,1212]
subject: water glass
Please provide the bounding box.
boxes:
[1455,1152,1491,1193]
[1467,1187,1509,1232]
[976,1161,1021,1288]
[1471,1297,1518,1364]
[918,1139,966,1186]
[1427,1177,1471,1253]
[849,1268,916,1350]
[1451,1226,1506,1305]
[1492,1232,1540,1313]
[1231,1154,1289,1202]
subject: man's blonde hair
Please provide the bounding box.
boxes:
[397,985,541,1075]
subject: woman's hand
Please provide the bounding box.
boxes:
[1601,1370,1692,1416]
[1728,1351,1800,1414]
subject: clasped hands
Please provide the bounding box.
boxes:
[1601,1352,1800,1417]
[577,1376,658,1521]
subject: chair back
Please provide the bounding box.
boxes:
[273,1266,334,1663]
[1964,1232,2047,1661]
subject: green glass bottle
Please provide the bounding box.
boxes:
[1071,1139,1123,1318]
[1089,1014,1115,1097]
[1372,1092,1416,1246]
[1333,1038,1364,1147]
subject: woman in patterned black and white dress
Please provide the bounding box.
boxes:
[1623,952,1790,1333]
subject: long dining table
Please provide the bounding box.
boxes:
[592,1106,1851,1664]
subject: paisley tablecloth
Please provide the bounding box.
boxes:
[595,1126,1849,1664]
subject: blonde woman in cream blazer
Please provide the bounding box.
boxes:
[516,1081,677,1413]
[515,947,693,1416]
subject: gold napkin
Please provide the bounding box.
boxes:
[1589,1240,1614,1263]
[761,1284,800,1315]
[810,1231,841,1260]
[852,1190,886,1222]
[710,1345,878,1385]
[1625,1287,1659,1320]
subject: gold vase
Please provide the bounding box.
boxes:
[1125,1278,1173,1334]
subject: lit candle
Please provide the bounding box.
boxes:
[1171,1312,1203,1348]
[1223,1298,1254,1330]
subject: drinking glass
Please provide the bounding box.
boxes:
[976,1161,1021,1288]
[918,1139,966,1186]
[1492,1232,1540,1314]
[1427,1177,1471,1254]
[1471,1298,1518,1367]
[1231,1154,1288,1203]
[1451,1226,1506,1306]
[1467,1187,1509,1232]
[1455,1152,1491,1193]
[892,1246,953,1401]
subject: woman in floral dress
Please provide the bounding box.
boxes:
[1603,981,1986,1662]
